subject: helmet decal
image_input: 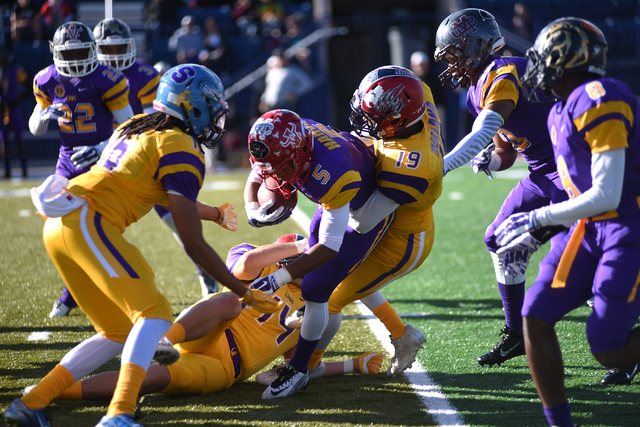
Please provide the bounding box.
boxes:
[249,140,270,159]
[363,84,406,116]
[449,15,479,39]
[64,23,84,41]
[282,122,304,148]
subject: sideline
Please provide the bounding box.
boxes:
[290,206,466,427]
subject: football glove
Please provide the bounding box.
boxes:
[495,211,542,247]
[41,103,65,123]
[214,203,238,231]
[242,289,283,313]
[496,232,542,278]
[470,142,495,179]
[71,139,109,168]
[245,200,293,228]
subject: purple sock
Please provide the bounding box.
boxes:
[543,401,573,427]
[498,282,524,332]
[288,336,320,374]
[59,286,78,308]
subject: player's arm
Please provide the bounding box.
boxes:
[233,239,307,281]
[29,103,64,136]
[111,104,134,125]
[348,190,399,234]
[196,201,237,231]
[443,99,513,175]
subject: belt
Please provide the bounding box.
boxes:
[225,328,241,379]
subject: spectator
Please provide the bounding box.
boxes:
[259,50,312,114]
[169,15,204,65]
[11,0,43,46]
[40,0,74,40]
[198,16,226,70]
[144,0,184,38]
[512,2,532,40]
[1,51,29,179]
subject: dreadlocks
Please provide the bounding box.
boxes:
[120,112,192,139]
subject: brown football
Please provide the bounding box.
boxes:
[257,177,298,214]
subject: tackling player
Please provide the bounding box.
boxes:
[4,64,279,427]
[244,109,393,399]
[495,18,640,427]
[433,8,569,367]
[48,235,383,404]
[26,21,135,318]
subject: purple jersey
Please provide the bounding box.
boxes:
[467,56,556,174]
[33,64,130,155]
[122,61,160,115]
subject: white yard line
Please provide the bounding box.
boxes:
[290,207,466,427]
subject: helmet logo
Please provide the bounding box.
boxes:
[249,140,270,159]
[364,84,405,115]
[281,122,302,148]
[168,90,193,111]
[450,15,478,39]
[201,83,222,101]
[251,120,275,141]
[64,24,84,41]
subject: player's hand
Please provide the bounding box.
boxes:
[242,289,283,313]
[41,103,65,123]
[496,232,542,277]
[71,139,109,168]
[495,211,542,247]
[470,142,495,179]
[246,199,293,228]
[215,203,238,231]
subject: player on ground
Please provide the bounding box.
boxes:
[49,235,383,404]
[302,65,443,377]
[433,8,568,367]
[495,18,640,426]
[26,21,135,318]
[4,64,279,427]
[245,109,393,398]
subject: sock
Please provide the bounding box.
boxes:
[106,363,146,417]
[498,282,525,332]
[22,364,75,409]
[344,359,354,374]
[59,286,78,308]
[289,336,320,374]
[543,401,573,427]
[54,382,82,401]
[308,349,325,370]
[164,322,186,345]
[373,302,406,340]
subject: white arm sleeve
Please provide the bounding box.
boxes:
[318,204,350,252]
[111,105,134,125]
[536,149,625,227]
[348,190,399,234]
[29,105,48,136]
[443,108,504,174]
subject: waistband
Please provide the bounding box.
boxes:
[225,328,241,379]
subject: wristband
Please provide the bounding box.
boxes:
[488,152,502,171]
[273,267,292,286]
[295,239,307,254]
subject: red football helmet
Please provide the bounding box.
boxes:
[273,233,307,267]
[350,66,426,139]
[248,109,313,198]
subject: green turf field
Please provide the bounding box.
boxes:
[1,165,638,426]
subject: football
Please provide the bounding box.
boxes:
[257,177,298,214]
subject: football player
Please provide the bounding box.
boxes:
[245,109,393,398]
[433,8,569,367]
[4,64,279,427]
[494,18,640,426]
[90,18,222,299]
[27,21,135,318]
[305,65,443,378]
[48,235,383,403]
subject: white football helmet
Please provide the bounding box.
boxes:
[50,21,99,77]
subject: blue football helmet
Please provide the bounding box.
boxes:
[153,64,229,149]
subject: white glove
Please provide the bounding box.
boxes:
[245,200,292,228]
[495,211,542,247]
[41,103,65,123]
[71,139,109,168]
[496,232,542,278]
[470,142,496,179]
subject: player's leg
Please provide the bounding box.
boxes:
[11,109,28,178]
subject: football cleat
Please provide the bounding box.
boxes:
[198,271,218,298]
[153,337,180,366]
[355,352,384,375]
[477,325,526,367]
[284,305,305,329]
[49,300,71,318]
[261,364,308,399]
[4,398,52,427]
[256,360,289,386]
[308,361,326,380]
[601,364,640,385]
[388,325,426,377]
[95,414,142,427]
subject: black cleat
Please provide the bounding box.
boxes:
[478,326,525,367]
[601,364,640,385]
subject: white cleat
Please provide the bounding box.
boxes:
[308,361,326,380]
[261,364,308,399]
[49,300,71,318]
[388,325,426,377]
[153,337,180,366]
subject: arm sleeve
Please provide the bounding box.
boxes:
[111,105,134,125]
[348,189,399,234]
[318,203,350,252]
[29,105,48,136]
[536,149,625,227]
[443,108,504,174]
